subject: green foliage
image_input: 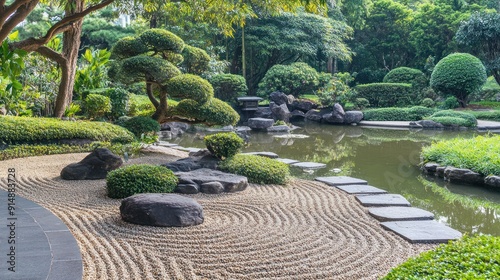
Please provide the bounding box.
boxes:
[421,98,435,108]
[430,53,487,107]
[85,94,112,119]
[382,235,500,280]
[174,98,240,126]
[363,106,437,121]
[81,10,136,51]
[74,48,111,97]
[218,154,290,185]
[440,96,460,109]
[428,110,477,127]
[383,67,428,92]
[110,36,149,60]
[83,88,129,120]
[122,116,160,138]
[209,74,248,105]
[165,74,213,104]
[181,45,210,75]
[0,32,28,113]
[353,68,387,85]
[106,164,178,199]
[139,29,184,53]
[355,98,370,110]
[466,110,500,122]
[64,103,81,117]
[0,116,134,144]
[128,94,155,116]
[316,72,356,107]
[204,132,244,159]
[422,134,500,175]
[355,83,414,107]
[257,62,320,98]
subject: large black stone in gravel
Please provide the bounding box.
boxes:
[60,148,122,180]
[120,194,204,227]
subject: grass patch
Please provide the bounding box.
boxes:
[0,116,135,144]
[383,235,500,280]
[421,134,500,176]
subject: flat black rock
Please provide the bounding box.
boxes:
[60,148,123,180]
[120,194,204,227]
[175,168,248,193]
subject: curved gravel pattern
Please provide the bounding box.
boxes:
[0,151,434,279]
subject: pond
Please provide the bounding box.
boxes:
[167,123,500,236]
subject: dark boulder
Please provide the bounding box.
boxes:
[422,162,440,174]
[290,110,306,121]
[200,182,225,194]
[267,125,290,133]
[248,118,274,130]
[344,111,364,124]
[444,167,483,184]
[269,91,289,105]
[60,148,123,180]
[253,107,273,119]
[163,149,220,172]
[291,99,318,112]
[175,168,248,193]
[485,176,500,188]
[416,120,444,129]
[120,194,204,227]
[305,110,323,122]
[270,102,291,122]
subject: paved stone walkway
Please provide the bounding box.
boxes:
[359,120,500,130]
[0,190,82,280]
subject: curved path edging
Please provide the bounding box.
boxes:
[0,190,82,280]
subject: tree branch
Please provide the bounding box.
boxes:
[3,0,33,22]
[35,46,67,65]
[0,0,38,42]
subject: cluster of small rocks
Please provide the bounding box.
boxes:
[422,162,500,188]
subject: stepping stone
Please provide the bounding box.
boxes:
[335,184,387,195]
[356,194,411,207]
[156,141,179,147]
[275,158,300,165]
[381,220,462,243]
[291,162,327,170]
[315,176,368,186]
[369,207,434,222]
[174,147,202,153]
[241,151,279,158]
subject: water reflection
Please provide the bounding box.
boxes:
[170,122,500,235]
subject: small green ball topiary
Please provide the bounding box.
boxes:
[218,154,290,185]
[383,67,427,88]
[122,116,160,138]
[204,132,244,159]
[106,164,178,199]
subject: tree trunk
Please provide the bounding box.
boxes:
[241,26,246,80]
[53,0,84,117]
[493,71,500,86]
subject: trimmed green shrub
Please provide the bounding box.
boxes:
[122,116,160,138]
[85,93,112,119]
[355,98,370,109]
[204,132,244,160]
[218,154,289,185]
[383,235,500,280]
[383,67,428,89]
[430,53,487,107]
[355,83,413,107]
[165,74,213,104]
[83,88,130,120]
[440,96,460,109]
[106,164,178,199]
[181,45,210,75]
[363,106,436,121]
[420,98,435,108]
[467,110,500,122]
[354,68,387,84]
[0,116,134,144]
[427,110,477,127]
[174,98,239,126]
[257,62,320,98]
[210,74,248,105]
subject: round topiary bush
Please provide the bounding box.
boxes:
[210,74,248,105]
[204,132,244,160]
[85,94,112,119]
[383,67,428,88]
[122,116,160,137]
[257,62,320,98]
[218,154,290,185]
[106,164,178,199]
[421,98,435,108]
[430,53,487,107]
[181,45,210,75]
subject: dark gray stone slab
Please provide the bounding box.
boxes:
[241,151,279,159]
[156,141,179,147]
[369,207,434,221]
[381,220,462,243]
[176,168,248,193]
[356,194,411,207]
[335,184,388,195]
[315,176,368,186]
[275,158,300,165]
[291,162,327,170]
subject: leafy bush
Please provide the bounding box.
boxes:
[430,53,487,107]
[204,132,244,160]
[181,45,210,75]
[422,134,500,175]
[439,96,460,109]
[210,74,248,105]
[106,164,178,199]
[85,93,112,119]
[257,62,320,98]
[218,154,290,185]
[363,106,436,121]
[165,74,213,104]
[428,110,477,127]
[353,68,387,84]
[383,235,500,280]
[355,83,413,107]
[128,94,155,116]
[420,98,435,108]
[355,98,370,109]
[467,110,500,122]
[122,116,160,138]
[316,72,356,107]
[383,67,428,89]
[174,98,239,126]
[0,116,135,144]
[83,88,130,120]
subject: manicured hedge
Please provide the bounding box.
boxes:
[355,83,414,107]
[83,88,130,119]
[218,154,290,185]
[427,110,477,127]
[0,116,135,144]
[121,116,160,138]
[174,98,240,126]
[204,132,244,159]
[383,235,500,280]
[363,106,436,121]
[106,164,178,199]
[422,134,500,176]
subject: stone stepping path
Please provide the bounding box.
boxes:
[381,221,462,244]
[369,207,434,222]
[291,162,327,170]
[356,194,411,207]
[241,151,279,158]
[335,184,387,195]
[275,158,300,165]
[156,141,179,147]
[315,176,368,186]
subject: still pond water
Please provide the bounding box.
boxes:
[169,123,500,236]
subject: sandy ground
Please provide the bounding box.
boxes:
[0,149,435,279]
